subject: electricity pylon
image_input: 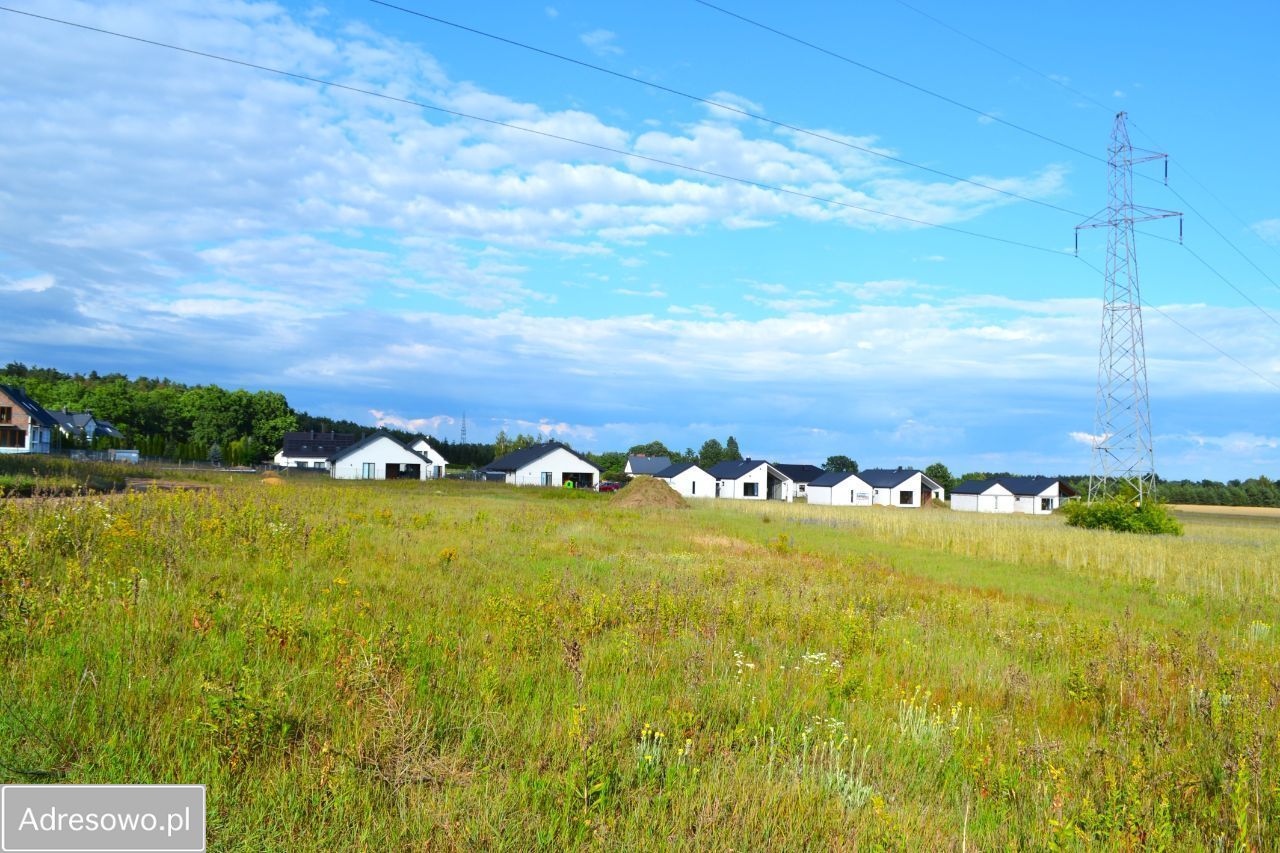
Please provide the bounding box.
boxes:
[1075,112,1181,503]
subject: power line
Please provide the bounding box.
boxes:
[879,2,1280,298]
[1075,258,1280,393]
[371,0,1087,218]
[890,0,1113,113]
[0,5,1072,258]
[5,5,1272,395]
[1179,244,1280,326]
[690,0,1107,166]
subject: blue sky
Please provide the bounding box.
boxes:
[1,0,1278,478]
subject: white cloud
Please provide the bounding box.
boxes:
[1252,218,1280,245]
[1068,431,1106,447]
[369,410,455,433]
[703,90,765,122]
[579,29,622,56]
[615,287,666,298]
[0,273,55,292]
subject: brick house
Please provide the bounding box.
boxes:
[0,384,56,454]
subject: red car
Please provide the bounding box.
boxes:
[598,481,622,492]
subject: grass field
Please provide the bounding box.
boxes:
[3,478,1278,849]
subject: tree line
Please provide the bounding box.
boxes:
[4,364,1275,504]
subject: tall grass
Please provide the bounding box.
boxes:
[2,480,1277,848]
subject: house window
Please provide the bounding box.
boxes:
[691,481,696,495]
[1041,497,1053,511]
[361,462,375,479]
[0,406,10,422]
[743,482,759,497]
[850,490,856,503]
[541,472,552,486]
[0,428,26,448]
[899,490,913,505]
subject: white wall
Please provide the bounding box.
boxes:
[410,439,448,479]
[716,462,788,501]
[331,436,428,481]
[511,447,599,488]
[662,467,716,498]
[953,483,1063,514]
[808,475,874,506]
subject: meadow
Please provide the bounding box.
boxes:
[2,477,1278,849]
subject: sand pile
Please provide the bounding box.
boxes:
[611,475,688,509]
[261,474,284,486]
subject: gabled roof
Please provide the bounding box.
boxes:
[951,477,1001,496]
[951,476,1078,497]
[0,384,56,428]
[95,420,125,439]
[284,430,355,458]
[855,468,920,488]
[706,458,790,481]
[626,454,672,475]
[411,437,449,464]
[653,461,708,479]
[328,431,419,462]
[809,470,867,488]
[853,468,946,492]
[774,463,824,484]
[484,441,602,473]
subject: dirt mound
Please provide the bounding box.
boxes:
[261,475,284,487]
[611,476,688,509]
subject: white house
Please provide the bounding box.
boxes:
[706,459,794,501]
[484,442,601,489]
[654,461,716,498]
[48,409,124,443]
[0,384,54,454]
[329,432,433,480]
[275,430,355,470]
[774,463,825,499]
[950,477,1078,514]
[625,454,671,476]
[409,437,449,479]
[806,470,877,506]
[816,468,946,508]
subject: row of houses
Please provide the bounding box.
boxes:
[3,382,1078,516]
[272,431,1081,514]
[1,384,129,454]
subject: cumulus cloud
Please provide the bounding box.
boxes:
[1252,218,1280,245]
[0,273,55,292]
[370,410,455,433]
[579,29,622,56]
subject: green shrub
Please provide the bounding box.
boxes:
[1062,497,1184,536]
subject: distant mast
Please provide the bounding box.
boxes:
[460,411,467,444]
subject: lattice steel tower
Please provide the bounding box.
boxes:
[1076,112,1180,503]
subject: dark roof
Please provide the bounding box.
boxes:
[653,461,706,478]
[484,441,602,473]
[774,463,824,484]
[951,477,1001,496]
[854,468,920,488]
[95,420,125,439]
[0,384,56,428]
[626,454,672,475]
[49,409,95,432]
[809,470,866,488]
[706,458,789,480]
[284,430,355,458]
[328,431,418,462]
[951,476,1077,497]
